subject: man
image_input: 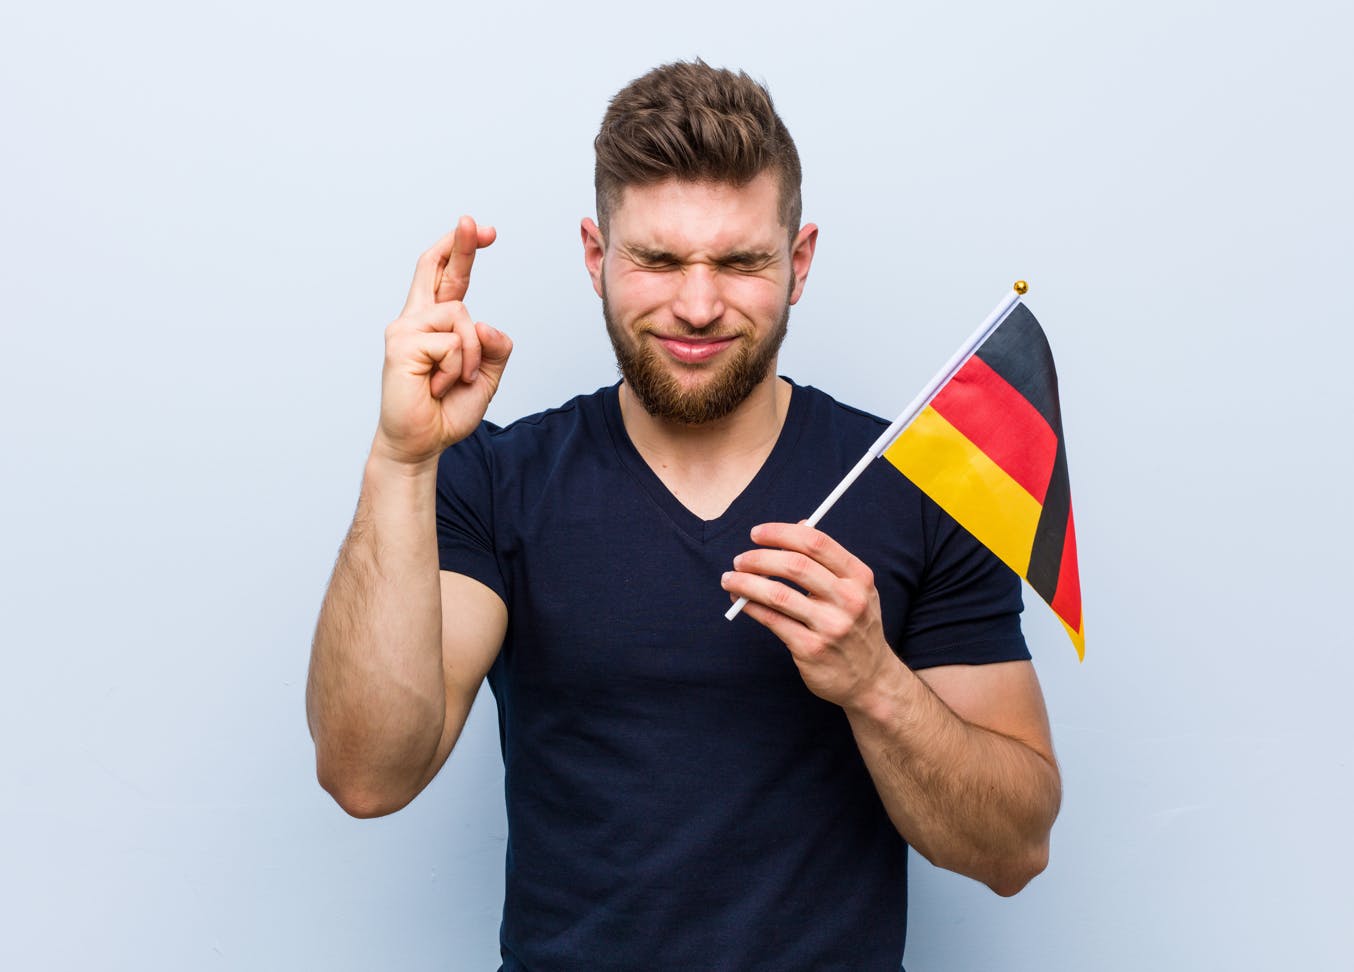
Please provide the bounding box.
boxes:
[307,60,1059,970]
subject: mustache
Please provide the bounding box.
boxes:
[633,320,752,341]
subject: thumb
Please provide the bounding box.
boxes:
[475,321,513,374]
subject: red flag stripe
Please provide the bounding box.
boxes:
[1048,506,1082,632]
[928,355,1059,504]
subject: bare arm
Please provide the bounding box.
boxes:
[306,457,506,817]
[306,218,512,817]
[722,522,1059,895]
[843,659,1059,895]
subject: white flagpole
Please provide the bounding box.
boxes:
[724,282,1029,622]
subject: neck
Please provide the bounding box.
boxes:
[618,371,791,466]
[618,371,792,521]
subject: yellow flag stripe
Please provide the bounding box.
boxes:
[883,406,1043,577]
[1061,615,1086,662]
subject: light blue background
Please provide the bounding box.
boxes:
[3,0,1351,968]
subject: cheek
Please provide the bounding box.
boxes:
[725,276,789,318]
[608,268,680,317]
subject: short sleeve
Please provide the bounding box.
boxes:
[899,499,1031,669]
[435,424,509,604]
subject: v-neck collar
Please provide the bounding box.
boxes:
[601,379,810,544]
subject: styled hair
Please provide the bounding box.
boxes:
[594,59,802,237]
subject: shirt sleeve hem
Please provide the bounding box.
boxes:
[904,637,1032,670]
[437,547,509,605]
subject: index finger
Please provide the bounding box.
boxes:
[747,522,869,581]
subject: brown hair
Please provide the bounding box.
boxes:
[594,60,802,237]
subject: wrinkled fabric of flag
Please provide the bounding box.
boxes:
[884,304,1084,658]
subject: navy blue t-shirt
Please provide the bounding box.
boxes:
[435,380,1029,972]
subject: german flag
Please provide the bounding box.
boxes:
[883,305,1084,658]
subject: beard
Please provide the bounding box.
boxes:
[603,289,790,426]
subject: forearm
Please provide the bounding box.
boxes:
[844,659,1061,896]
[306,451,446,815]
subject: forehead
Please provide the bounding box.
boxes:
[608,172,786,254]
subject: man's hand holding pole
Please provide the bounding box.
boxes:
[723,521,1060,895]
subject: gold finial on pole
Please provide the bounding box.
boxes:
[1013,280,1029,295]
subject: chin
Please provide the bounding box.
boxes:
[602,292,790,426]
[620,352,773,425]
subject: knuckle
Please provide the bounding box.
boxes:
[801,637,828,660]
[787,552,813,580]
[805,530,829,556]
[770,585,796,610]
[823,614,853,642]
[838,584,866,615]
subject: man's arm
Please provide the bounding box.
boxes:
[721,522,1059,896]
[306,217,512,818]
[844,658,1059,895]
[306,455,506,818]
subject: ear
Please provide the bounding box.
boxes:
[581,217,606,298]
[788,223,818,305]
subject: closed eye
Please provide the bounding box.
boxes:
[621,246,776,273]
[625,247,681,270]
[719,251,776,272]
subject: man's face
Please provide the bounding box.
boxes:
[584,172,816,425]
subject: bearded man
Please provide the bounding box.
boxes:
[307,60,1060,971]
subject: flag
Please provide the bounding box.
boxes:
[882,304,1084,659]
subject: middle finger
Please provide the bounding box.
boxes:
[731,547,838,600]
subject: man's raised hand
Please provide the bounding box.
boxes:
[374,216,512,468]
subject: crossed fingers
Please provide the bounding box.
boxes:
[396,216,497,398]
[403,215,497,314]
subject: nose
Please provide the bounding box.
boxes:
[671,264,725,330]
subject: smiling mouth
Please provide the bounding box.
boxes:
[652,335,738,364]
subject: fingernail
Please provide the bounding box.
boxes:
[721,572,733,587]
[468,368,480,382]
